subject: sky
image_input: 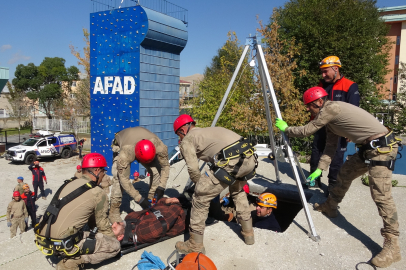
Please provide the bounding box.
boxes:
[0,0,405,83]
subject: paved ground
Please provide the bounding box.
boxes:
[0,155,405,270]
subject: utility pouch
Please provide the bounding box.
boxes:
[81,227,97,255]
[211,165,236,186]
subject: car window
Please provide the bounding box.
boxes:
[47,138,57,145]
[22,138,38,146]
[37,140,47,147]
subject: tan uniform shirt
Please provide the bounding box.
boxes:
[285,101,388,171]
[114,127,170,188]
[14,183,25,194]
[39,175,113,239]
[180,127,242,183]
[7,199,28,222]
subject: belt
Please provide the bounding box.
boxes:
[359,131,399,150]
[35,230,84,256]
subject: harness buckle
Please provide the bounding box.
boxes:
[153,210,163,220]
[369,139,379,149]
[62,238,73,251]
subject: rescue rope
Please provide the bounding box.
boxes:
[355,261,376,270]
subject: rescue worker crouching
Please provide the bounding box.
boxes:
[275,87,402,268]
[34,153,120,270]
[173,114,258,254]
[109,127,170,223]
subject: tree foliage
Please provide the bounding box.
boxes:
[12,57,79,119]
[5,81,31,128]
[190,32,255,132]
[69,28,90,78]
[382,62,406,134]
[274,0,391,113]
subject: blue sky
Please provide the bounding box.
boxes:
[0,0,404,81]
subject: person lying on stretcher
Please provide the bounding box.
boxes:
[112,198,186,246]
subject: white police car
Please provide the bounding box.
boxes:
[6,132,77,164]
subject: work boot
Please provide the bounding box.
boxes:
[240,218,255,245]
[371,235,401,268]
[175,232,205,254]
[109,201,123,223]
[314,197,338,218]
[56,256,85,270]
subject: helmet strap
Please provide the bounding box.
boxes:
[178,122,192,137]
[86,168,101,182]
[332,66,338,82]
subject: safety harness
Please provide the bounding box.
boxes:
[357,131,402,171]
[34,177,98,257]
[209,137,258,185]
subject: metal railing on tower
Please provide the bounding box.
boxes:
[90,0,188,25]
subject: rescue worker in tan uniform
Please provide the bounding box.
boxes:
[74,165,82,179]
[173,115,257,254]
[7,191,28,238]
[14,176,25,194]
[109,127,170,223]
[275,87,401,268]
[34,153,120,270]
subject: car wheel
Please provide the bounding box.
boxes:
[25,153,37,165]
[61,148,71,159]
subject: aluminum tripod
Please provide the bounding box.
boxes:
[211,37,320,242]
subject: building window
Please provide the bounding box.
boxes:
[394,75,398,84]
[70,93,75,99]
[395,56,399,65]
[72,81,77,87]
[396,36,400,45]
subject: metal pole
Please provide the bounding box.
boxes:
[256,44,320,241]
[211,45,250,127]
[257,63,281,183]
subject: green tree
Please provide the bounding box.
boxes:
[12,57,79,119]
[190,32,255,132]
[382,62,406,134]
[274,0,391,113]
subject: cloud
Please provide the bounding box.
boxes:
[1,45,12,52]
[8,52,31,65]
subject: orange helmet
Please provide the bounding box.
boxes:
[23,184,30,190]
[256,193,277,209]
[319,56,341,68]
[176,252,217,270]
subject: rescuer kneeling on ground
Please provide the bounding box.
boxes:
[109,127,170,223]
[275,87,402,268]
[34,153,120,270]
[173,114,258,254]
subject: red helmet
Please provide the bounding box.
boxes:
[135,140,156,163]
[133,171,139,178]
[173,114,195,133]
[82,153,108,169]
[13,191,21,197]
[303,87,328,104]
[76,165,82,170]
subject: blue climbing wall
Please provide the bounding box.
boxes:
[90,6,188,174]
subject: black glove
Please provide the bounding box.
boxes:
[138,197,151,210]
[154,187,165,202]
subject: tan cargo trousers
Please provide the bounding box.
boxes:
[57,232,120,269]
[10,217,26,238]
[190,155,256,235]
[329,144,399,237]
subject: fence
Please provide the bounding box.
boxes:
[33,118,90,134]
